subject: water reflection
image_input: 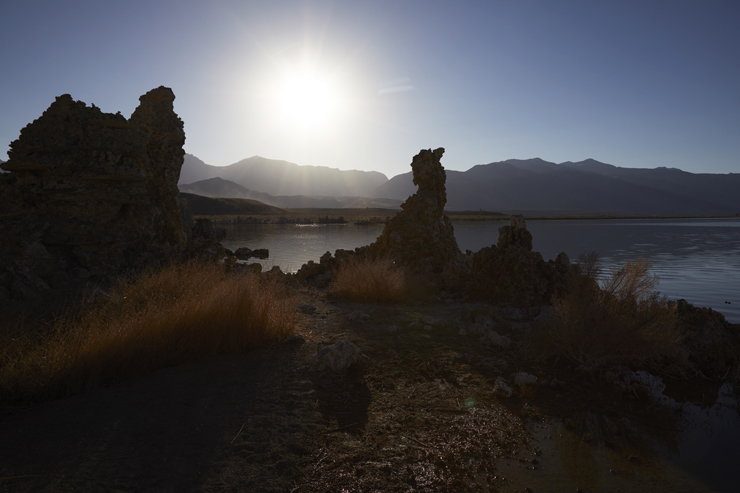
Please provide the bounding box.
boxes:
[498,378,738,492]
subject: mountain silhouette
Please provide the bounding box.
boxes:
[372,158,740,215]
[179,154,387,198]
[179,176,401,209]
[180,155,740,215]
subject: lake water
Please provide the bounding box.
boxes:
[222,217,740,324]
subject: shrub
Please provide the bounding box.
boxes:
[329,256,412,303]
[0,262,296,402]
[523,253,687,371]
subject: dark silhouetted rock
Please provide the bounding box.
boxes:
[360,148,461,278]
[466,217,571,307]
[497,214,533,250]
[674,299,740,376]
[234,247,269,260]
[0,87,190,303]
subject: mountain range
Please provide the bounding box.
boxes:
[179,154,740,215]
[179,176,402,209]
[180,155,387,198]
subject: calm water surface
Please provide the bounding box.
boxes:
[222,217,740,491]
[222,217,740,323]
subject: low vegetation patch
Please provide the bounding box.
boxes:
[0,262,296,402]
[329,256,413,303]
[523,253,688,372]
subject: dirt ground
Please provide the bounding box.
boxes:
[0,285,733,492]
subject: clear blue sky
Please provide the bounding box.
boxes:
[2,0,739,178]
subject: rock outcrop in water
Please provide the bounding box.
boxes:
[674,299,740,376]
[360,148,462,277]
[467,216,571,307]
[0,87,189,303]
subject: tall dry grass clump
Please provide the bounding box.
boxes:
[329,256,412,303]
[523,253,687,371]
[0,262,295,402]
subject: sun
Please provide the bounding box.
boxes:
[275,70,340,129]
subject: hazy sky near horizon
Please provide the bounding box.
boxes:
[2,0,739,178]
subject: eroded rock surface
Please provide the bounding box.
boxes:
[467,216,571,307]
[360,148,461,277]
[674,299,740,376]
[0,87,187,303]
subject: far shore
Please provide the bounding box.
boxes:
[194,208,740,224]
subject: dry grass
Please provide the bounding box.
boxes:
[0,262,296,402]
[329,256,413,303]
[523,253,688,371]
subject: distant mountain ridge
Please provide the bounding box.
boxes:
[179,192,284,216]
[179,176,402,210]
[371,158,740,215]
[180,154,740,215]
[179,154,388,198]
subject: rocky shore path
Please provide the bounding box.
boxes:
[0,286,722,492]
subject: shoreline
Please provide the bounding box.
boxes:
[196,209,740,224]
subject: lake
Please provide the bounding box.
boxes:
[221,217,740,324]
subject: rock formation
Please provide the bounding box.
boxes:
[294,150,569,306]
[0,87,188,303]
[674,299,740,376]
[467,216,571,307]
[360,148,462,277]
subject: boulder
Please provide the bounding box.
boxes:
[481,330,512,349]
[233,247,269,260]
[311,339,362,372]
[492,377,513,397]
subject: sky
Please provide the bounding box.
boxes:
[2,0,739,178]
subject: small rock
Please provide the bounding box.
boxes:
[458,328,468,336]
[311,339,362,372]
[251,248,269,259]
[481,330,511,349]
[233,247,254,259]
[387,325,400,333]
[514,372,538,395]
[514,372,538,386]
[493,377,513,397]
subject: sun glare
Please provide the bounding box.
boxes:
[276,70,340,129]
